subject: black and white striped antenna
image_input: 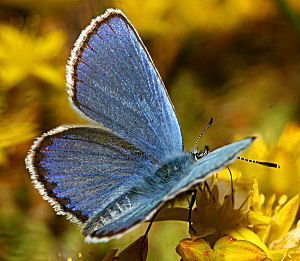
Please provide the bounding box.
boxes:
[237,156,280,168]
[193,117,280,169]
[193,117,213,151]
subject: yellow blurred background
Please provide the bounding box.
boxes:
[0,0,300,260]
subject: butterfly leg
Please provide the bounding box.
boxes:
[140,210,160,261]
[188,190,197,234]
[204,181,215,202]
[226,166,234,205]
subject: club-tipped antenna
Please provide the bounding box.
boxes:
[193,118,213,151]
[237,156,280,168]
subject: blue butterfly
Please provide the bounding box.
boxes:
[25,8,255,242]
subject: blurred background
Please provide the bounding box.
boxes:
[0,0,300,260]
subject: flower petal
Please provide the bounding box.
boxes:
[269,220,300,250]
[267,193,300,244]
[214,236,268,261]
[224,226,271,257]
[176,237,214,261]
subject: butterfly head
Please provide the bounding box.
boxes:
[191,145,209,161]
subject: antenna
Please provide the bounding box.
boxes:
[237,156,280,168]
[193,118,213,151]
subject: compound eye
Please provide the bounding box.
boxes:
[195,152,203,160]
[204,145,209,154]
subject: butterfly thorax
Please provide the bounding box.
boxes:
[145,153,193,185]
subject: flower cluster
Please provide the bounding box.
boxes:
[176,178,300,260]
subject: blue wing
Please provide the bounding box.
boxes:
[83,189,164,242]
[82,137,255,241]
[25,126,154,224]
[166,137,256,198]
[66,9,182,161]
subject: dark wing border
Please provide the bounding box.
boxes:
[25,125,89,224]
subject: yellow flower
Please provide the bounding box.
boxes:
[176,237,214,261]
[0,109,37,165]
[177,236,268,261]
[176,178,299,260]
[0,23,65,89]
[190,180,271,256]
[249,179,300,260]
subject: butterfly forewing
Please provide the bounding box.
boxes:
[67,9,182,161]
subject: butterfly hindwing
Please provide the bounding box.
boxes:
[83,190,164,242]
[67,9,182,161]
[26,126,154,224]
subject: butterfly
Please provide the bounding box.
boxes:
[25,8,255,242]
